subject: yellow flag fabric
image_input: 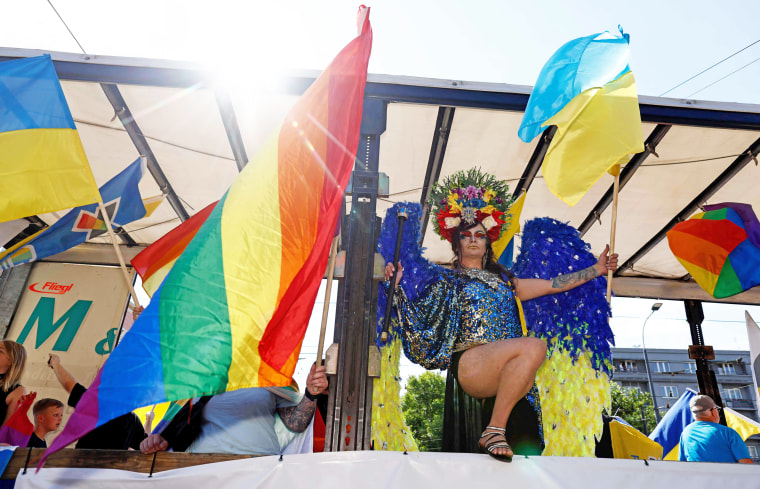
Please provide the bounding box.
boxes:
[541,71,644,206]
[609,419,663,460]
[0,56,101,221]
[492,191,526,259]
[725,407,760,441]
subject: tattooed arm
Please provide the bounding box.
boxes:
[277,364,328,433]
[278,397,318,433]
[515,244,618,301]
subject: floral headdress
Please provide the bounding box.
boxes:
[429,168,515,242]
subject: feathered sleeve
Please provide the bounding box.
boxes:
[377,202,453,369]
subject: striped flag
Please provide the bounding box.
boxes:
[41,7,373,464]
[131,201,217,296]
[0,158,147,270]
[0,55,100,221]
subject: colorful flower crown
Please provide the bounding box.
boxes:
[428,168,515,242]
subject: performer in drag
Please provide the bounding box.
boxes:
[383,169,617,462]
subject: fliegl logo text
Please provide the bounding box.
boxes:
[28,282,74,295]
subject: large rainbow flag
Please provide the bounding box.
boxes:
[131,201,217,296]
[518,29,644,206]
[42,7,373,464]
[667,202,760,298]
[0,55,100,222]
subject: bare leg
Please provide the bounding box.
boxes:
[456,337,546,457]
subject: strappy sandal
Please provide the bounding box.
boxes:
[478,426,513,462]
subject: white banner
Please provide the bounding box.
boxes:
[12,451,760,489]
[5,262,132,440]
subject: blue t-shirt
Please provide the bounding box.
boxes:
[187,387,297,455]
[679,421,750,463]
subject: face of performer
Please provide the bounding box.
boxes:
[457,223,488,265]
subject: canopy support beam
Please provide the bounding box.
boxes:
[419,106,455,245]
[214,88,249,172]
[100,83,190,222]
[513,126,556,197]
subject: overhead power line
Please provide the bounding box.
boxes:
[685,55,760,99]
[47,0,87,55]
[659,38,760,97]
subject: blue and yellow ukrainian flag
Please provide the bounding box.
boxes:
[0,55,100,221]
[519,29,644,206]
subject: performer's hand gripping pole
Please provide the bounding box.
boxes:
[380,207,408,342]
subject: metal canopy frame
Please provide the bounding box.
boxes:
[618,135,760,275]
[2,48,760,301]
[418,106,455,244]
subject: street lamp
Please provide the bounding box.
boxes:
[642,302,663,424]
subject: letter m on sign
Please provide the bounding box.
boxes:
[16,297,92,351]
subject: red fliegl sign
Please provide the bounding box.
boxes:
[28,282,74,294]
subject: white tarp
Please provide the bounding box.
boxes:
[14,451,760,489]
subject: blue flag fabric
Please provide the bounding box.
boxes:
[518,29,631,143]
[649,387,697,458]
[0,158,146,269]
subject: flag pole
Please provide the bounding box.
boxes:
[606,165,621,302]
[98,200,141,309]
[316,235,339,367]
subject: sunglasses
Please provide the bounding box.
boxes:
[459,231,487,240]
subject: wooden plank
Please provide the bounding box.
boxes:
[612,276,760,305]
[1,448,254,479]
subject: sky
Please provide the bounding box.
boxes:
[6,0,760,386]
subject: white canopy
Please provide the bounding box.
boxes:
[3,48,760,303]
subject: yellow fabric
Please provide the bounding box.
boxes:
[141,195,164,218]
[371,328,419,451]
[515,296,527,337]
[222,132,282,389]
[141,259,176,297]
[133,401,171,428]
[0,227,44,261]
[535,346,610,456]
[492,191,526,259]
[0,128,100,221]
[675,256,719,294]
[664,445,679,460]
[609,420,663,460]
[725,407,760,441]
[541,71,645,206]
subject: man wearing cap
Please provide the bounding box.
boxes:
[678,395,753,463]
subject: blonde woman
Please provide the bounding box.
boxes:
[0,340,27,424]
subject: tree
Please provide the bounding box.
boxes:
[609,383,657,435]
[401,371,445,451]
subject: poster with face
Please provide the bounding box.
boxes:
[5,262,133,444]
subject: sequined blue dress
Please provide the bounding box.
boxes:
[394,266,544,454]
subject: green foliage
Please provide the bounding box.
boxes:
[401,371,446,451]
[609,383,657,435]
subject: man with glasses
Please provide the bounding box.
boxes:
[678,395,753,463]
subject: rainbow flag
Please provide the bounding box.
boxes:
[131,201,217,296]
[0,158,147,270]
[518,29,644,206]
[667,203,760,298]
[0,55,100,222]
[41,7,373,464]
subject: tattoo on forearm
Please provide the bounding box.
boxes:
[278,398,317,433]
[551,266,598,289]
